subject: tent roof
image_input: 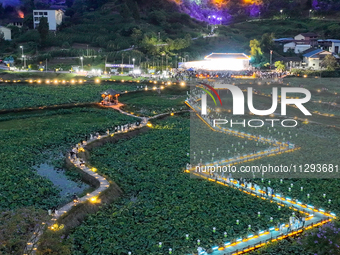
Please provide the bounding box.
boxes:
[102,89,120,96]
[204,53,249,60]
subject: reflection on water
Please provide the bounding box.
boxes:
[35,163,89,203]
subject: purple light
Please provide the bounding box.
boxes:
[248,4,261,17]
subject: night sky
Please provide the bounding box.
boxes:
[0,0,21,6]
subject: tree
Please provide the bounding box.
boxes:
[66,0,74,8]
[322,55,338,70]
[250,39,262,57]
[0,31,4,42]
[0,3,4,17]
[23,14,34,29]
[249,39,264,65]
[260,33,275,52]
[120,3,131,19]
[274,61,286,71]
[127,0,140,20]
[37,17,49,43]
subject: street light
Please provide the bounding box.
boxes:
[161,53,165,72]
[80,57,83,71]
[217,17,222,25]
[19,46,25,69]
[132,58,135,71]
[280,9,283,19]
[309,9,312,18]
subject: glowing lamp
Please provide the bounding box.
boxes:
[90,197,98,203]
[224,242,231,246]
[212,246,218,251]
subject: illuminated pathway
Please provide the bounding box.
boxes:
[187,170,335,255]
[22,82,337,255]
[185,94,336,255]
[24,105,187,255]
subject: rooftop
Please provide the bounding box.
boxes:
[0,26,11,31]
[102,89,120,96]
[318,39,340,43]
[303,48,325,58]
[204,53,249,60]
[298,32,318,37]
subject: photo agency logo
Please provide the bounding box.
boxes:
[199,83,312,128]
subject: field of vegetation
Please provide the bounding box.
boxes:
[0,83,141,110]
[0,106,136,254]
[120,85,188,116]
[69,115,292,255]
[0,81,339,255]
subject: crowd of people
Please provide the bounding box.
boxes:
[169,68,288,82]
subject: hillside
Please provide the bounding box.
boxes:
[2,0,340,70]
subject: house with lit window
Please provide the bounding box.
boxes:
[33,9,64,30]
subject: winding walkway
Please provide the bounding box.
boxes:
[23,106,188,255]
[23,86,337,255]
[185,96,336,255]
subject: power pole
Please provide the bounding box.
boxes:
[46,58,47,72]
[121,54,124,74]
[270,50,273,69]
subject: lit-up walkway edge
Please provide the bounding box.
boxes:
[23,108,186,255]
[184,100,336,255]
[24,113,148,255]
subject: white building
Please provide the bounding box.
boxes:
[294,32,318,42]
[0,26,11,40]
[302,49,333,69]
[33,9,64,30]
[318,39,340,54]
[179,53,250,71]
[283,42,311,54]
